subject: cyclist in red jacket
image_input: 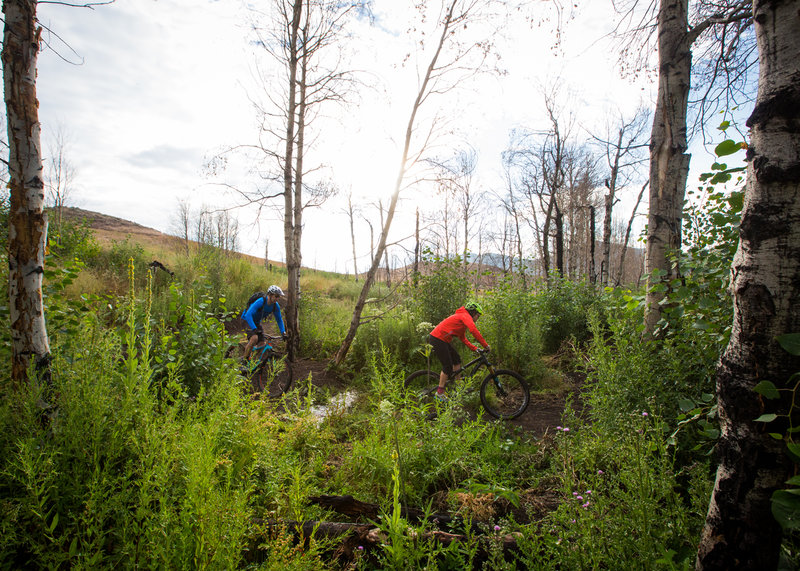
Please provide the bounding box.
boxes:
[428,301,491,400]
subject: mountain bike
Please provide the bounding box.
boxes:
[240,335,293,397]
[404,349,530,420]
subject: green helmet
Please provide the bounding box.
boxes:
[464,301,483,315]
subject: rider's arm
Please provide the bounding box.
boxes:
[243,297,264,331]
[463,314,490,350]
[271,302,286,335]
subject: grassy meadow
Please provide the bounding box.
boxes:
[1,207,796,570]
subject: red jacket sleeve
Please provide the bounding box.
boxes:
[461,312,488,350]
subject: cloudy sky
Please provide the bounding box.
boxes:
[35,0,661,273]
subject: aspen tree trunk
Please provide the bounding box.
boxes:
[616,181,647,286]
[413,208,419,288]
[348,194,358,282]
[286,33,307,362]
[601,129,624,286]
[696,1,800,567]
[588,205,596,283]
[333,0,461,366]
[3,0,51,385]
[643,0,692,334]
[282,0,302,362]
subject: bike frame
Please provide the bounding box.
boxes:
[450,350,495,384]
[245,334,282,376]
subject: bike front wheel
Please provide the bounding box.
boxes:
[253,359,293,397]
[480,369,529,420]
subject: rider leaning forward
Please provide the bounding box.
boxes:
[427,301,491,400]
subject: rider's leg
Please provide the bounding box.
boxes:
[243,330,259,360]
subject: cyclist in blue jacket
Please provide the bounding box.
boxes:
[242,285,287,360]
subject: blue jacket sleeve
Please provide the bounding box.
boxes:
[272,302,286,335]
[242,297,264,330]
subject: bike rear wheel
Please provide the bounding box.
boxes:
[480,369,529,420]
[403,369,439,406]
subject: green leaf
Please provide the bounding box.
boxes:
[715,139,743,157]
[49,512,59,533]
[754,380,781,399]
[718,120,731,130]
[788,443,800,463]
[772,490,800,530]
[777,333,800,356]
[755,413,778,423]
[787,476,800,486]
[678,399,696,412]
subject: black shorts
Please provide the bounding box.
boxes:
[428,334,461,377]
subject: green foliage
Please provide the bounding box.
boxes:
[480,278,545,378]
[533,275,599,354]
[755,334,800,536]
[149,281,237,398]
[298,289,353,356]
[514,412,709,570]
[348,309,425,376]
[0,293,253,568]
[412,251,471,324]
[587,144,745,453]
[48,218,102,263]
[584,300,718,436]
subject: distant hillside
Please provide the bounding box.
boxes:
[57,207,272,267]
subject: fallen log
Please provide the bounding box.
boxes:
[308,494,460,527]
[252,517,522,559]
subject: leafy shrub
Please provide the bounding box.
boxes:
[412,252,471,324]
[514,411,709,570]
[149,281,237,398]
[48,218,102,263]
[347,308,425,376]
[480,279,546,379]
[532,275,599,354]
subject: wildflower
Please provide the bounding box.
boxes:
[576,495,583,501]
[563,427,570,432]
[582,502,590,509]
[642,411,649,417]
[556,426,563,431]
[494,525,501,532]
[358,546,364,551]
[597,470,604,475]
[586,490,592,495]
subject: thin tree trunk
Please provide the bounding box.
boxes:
[286,28,307,361]
[282,0,302,362]
[643,0,692,334]
[413,208,419,287]
[333,0,459,366]
[3,0,50,385]
[601,132,622,286]
[554,200,564,277]
[696,1,800,567]
[588,205,596,284]
[616,181,647,286]
[349,195,358,282]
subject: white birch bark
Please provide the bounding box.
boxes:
[697,0,800,567]
[3,0,51,384]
